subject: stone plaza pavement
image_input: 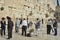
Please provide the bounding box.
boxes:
[0,23,60,40]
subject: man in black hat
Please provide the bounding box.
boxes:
[7,16,13,39]
[0,17,6,36]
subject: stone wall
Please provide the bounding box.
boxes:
[0,0,57,21]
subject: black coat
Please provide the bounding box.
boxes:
[1,21,6,29]
[7,20,13,30]
[53,20,57,27]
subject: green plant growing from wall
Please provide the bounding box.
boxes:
[0,7,4,11]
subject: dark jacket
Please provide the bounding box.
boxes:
[8,20,13,30]
[53,20,57,27]
[1,21,6,29]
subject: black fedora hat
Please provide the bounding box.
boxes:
[6,16,11,19]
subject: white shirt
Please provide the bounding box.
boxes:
[22,20,28,26]
[47,20,52,25]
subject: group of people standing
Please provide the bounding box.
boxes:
[0,16,13,39]
[0,16,41,39]
[15,18,41,37]
[0,16,58,39]
[15,18,28,36]
[47,18,58,36]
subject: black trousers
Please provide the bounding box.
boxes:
[22,26,27,36]
[54,28,57,35]
[1,28,5,36]
[8,29,12,38]
[47,25,51,34]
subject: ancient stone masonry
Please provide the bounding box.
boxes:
[0,0,57,21]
